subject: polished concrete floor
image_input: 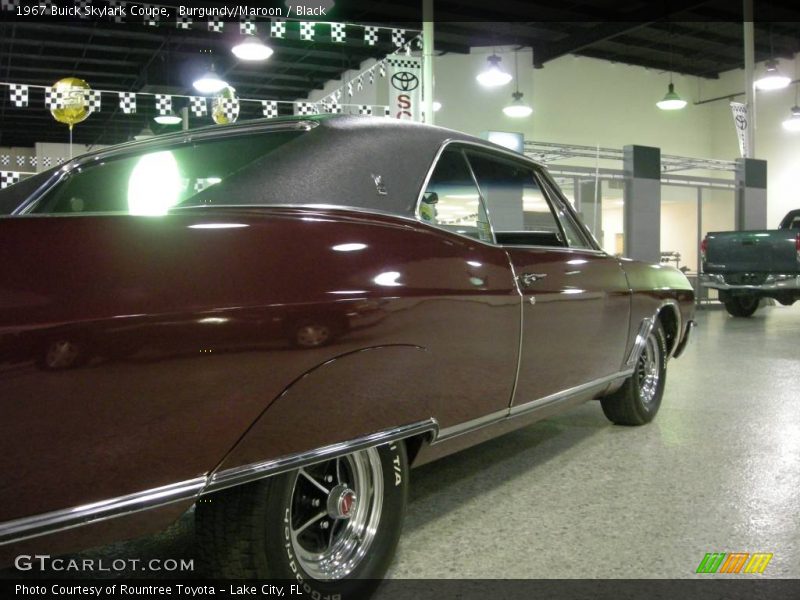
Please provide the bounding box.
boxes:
[5,303,799,579]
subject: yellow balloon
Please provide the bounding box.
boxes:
[212,86,239,125]
[50,77,92,129]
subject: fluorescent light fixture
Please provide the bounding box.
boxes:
[476,54,512,88]
[332,243,367,252]
[232,35,274,61]
[484,131,524,153]
[153,112,182,125]
[193,65,227,94]
[188,223,250,229]
[503,91,533,118]
[782,106,800,131]
[755,59,791,91]
[656,83,687,110]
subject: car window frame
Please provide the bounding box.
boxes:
[415,139,605,254]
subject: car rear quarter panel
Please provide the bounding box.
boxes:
[0,208,519,528]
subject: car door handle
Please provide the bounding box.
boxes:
[517,273,547,288]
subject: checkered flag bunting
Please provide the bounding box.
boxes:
[331,22,345,43]
[328,102,342,114]
[300,22,315,41]
[261,100,278,118]
[296,102,317,116]
[15,156,24,167]
[357,76,364,92]
[42,157,52,168]
[1,0,20,12]
[9,84,28,108]
[209,19,223,33]
[358,105,372,116]
[155,94,172,115]
[177,16,192,30]
[379,62,386,77]
[1,171,20,189]
[29,156,37,168]
[364,26,378,46]
[368,70,374,85]
[190,96,207,117]
[271,20,286,38]
[77,0,90,18]
[56,157,65,166]
[347,82,353,97]
[86,90,101,111]
[388,57,420,70]
[119,92,136,114]
[220,98,240,121]
[384,106,392,117]
[0,155,8,166]
[392,29,406,48]
[240,19,256,35]
[44,87,64,109]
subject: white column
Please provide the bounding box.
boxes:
[422,0,434,125]
[743,0,755,157]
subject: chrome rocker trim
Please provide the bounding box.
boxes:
[0,419,438,546]
[436,370,633,442]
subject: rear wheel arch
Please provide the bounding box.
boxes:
[656,302,681,357]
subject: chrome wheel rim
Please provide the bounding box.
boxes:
[45,340,79,369]
[296,324,331,347]
[637,333,661,406]
[288,448,383,581]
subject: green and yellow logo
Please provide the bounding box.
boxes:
[696,552,773,574]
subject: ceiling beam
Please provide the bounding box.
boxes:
[531,1,713,67]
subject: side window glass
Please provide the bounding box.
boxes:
[465,150,564,248]
[537,174,593,249]
[419,148,492,242]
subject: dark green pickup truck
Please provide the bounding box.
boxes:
[701,209,800,317]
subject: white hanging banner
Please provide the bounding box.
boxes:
[387,54,421,121]
[730,101,749,158]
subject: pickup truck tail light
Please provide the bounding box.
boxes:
[796,233,800,262]
[700,236,708,262]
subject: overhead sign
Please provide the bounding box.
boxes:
[387,55,421,122]
[730,101,749,158]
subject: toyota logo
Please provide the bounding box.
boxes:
[391,71,419,92]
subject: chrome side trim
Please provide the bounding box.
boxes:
[509,370,633,418]
[436,370,633,443]
[204,419,439,495]
[0,478,206,546]
[626,317,656,367]
[0,419,438,546]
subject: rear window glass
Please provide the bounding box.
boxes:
[27,131,302,216]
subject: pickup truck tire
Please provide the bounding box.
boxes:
[601,322,667,426]
[196,442,408,594]
[722,294,759,318]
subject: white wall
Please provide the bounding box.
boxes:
[704,56,800,227]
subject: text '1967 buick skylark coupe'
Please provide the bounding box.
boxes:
[0,116,694,594]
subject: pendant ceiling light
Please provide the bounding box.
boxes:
[656,33,687,111]
[476,54,512,88]
[503,51,532,118]
[782,105,800,131]
[154,112,182,125]
[755,59,791,91]
[232,34,274,61]
[656,82,688,110]
[193,63,228,94]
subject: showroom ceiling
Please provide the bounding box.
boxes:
[1,0,800,147]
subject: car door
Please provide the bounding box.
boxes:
[464,148,631,407]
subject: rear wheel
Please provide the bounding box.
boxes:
[722,294,759,318]
[601,322,667,426]
[197,443,408,595]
